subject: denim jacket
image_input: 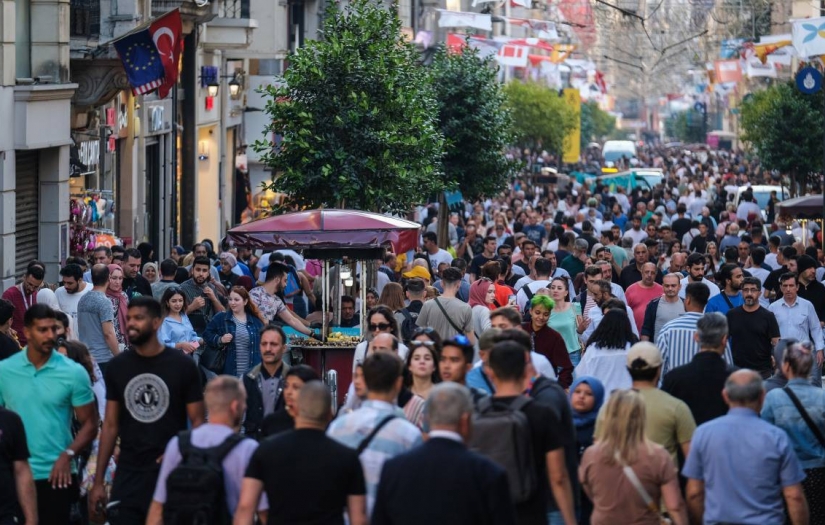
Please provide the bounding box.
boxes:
[762,378,825,469]
[203,311,265,376]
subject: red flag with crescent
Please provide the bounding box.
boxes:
[149,9,182,99]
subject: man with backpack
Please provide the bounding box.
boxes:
[147,376,265,525]
[397,278,425,344]
[327,353,422,518]
[515,257,553,314]
[471,340,576,525]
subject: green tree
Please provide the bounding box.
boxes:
[580,100,616,149]
[666,111,705,143]
[503,81,576,154]
[429,45,518,246]
[254,0,445,214]
[741,81,824,195]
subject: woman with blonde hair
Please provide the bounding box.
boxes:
[580,389,688,525]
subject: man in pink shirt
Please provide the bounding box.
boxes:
[625,262,663,331]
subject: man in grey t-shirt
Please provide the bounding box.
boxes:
[640,273,685,342]
[77,264,120,370]
[416,268,475,344]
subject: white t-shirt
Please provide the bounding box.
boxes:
[55,284,91,340]
[623,228,648,247]
[678,277,721,299]
[427,249,454,272]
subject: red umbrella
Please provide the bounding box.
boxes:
[227,209,421,253]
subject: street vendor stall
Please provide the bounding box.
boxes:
[227,209,420,410]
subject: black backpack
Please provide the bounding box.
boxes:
[399,308,419,345]
[521,284,535,323]
[162,430,244,525]
[469,396,537,503]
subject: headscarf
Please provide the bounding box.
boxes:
[469,279,494,309]
[142,262,159,284]
[106,264,129,344]
[235,275,254,292]
[219,252,237,269]
[568,376,605,429]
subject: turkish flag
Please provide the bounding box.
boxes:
[149,9,182,99]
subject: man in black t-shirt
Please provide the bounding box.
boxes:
[0,407,35,524]
[469,236,501,281]
[236,381,366,525]
[726,277,780,378]
[90,297,205,525]
[486,341,576,525]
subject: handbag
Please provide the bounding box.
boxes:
[783,386,825,449]
[618,454,672,525]
[200,316,231,375]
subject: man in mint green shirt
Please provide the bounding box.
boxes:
[0,303,97,524]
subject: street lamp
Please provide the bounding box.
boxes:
[228,78,241,97]
[206,81,219,97]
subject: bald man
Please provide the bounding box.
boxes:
[684,370,808,525]
[625,262,664,331]
[148,376,266,525]
[236,382,367,525]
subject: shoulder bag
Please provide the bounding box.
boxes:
[618,454,672,525]
[434,297,465,335]
[783,386,825,449]
[357,415,397,454]
[200,316,232,375]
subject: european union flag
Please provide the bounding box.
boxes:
[113,28,166,96]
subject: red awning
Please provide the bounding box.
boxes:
[227,209,421,253]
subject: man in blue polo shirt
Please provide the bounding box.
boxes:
[0,303,98,524]
[683,369,807,525]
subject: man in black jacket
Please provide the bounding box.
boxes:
[372,383,516,525]
[242,326,290,438]
[121,248,154,297]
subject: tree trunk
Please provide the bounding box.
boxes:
[437,192,450,250]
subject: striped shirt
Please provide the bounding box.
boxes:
[656,312,734,377]
[326,399,423,517]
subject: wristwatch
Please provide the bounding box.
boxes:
[63,448,75,457]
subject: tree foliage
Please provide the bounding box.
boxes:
[580,100,616,149]
[741,81,823,194]
[430,45,518,201]
[503,81,577,153]
[253,0,445,214]
[665,110,706,144]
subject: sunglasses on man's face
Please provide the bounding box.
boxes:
[369,322,392,332]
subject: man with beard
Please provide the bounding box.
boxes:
[121,248,153,298]
[180,256,227,336]
[90,297,205,525]
[619,243,663,289]
[242,326,291,439]
[0,304,97,524]
[679,253,720,299]
[726,277,780,378]
[794,255,825,324]
[147,376,266,524]
[249,263,314,336]
[705,264,744,315]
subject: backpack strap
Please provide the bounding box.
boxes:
[177,430,193,461]
[476,396,494,414]
[357,415,397,454]
[521,283,535,301]
[210,433,245,464]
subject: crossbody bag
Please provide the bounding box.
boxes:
[618,454,672,525]
[783,386,825,449]
[433,297,464,335]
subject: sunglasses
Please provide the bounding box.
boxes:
[446,334,471,347]
[369,322,392,331]
[410,340,435,348]
[414,327,437,336]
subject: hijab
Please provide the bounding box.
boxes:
[142,262,159,284]
[469,279,494,309]
[568,376,605,429]
[106,264,129,344]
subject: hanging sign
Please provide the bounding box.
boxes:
[796,66,822,95]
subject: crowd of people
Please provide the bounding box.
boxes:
[1,145,825,524]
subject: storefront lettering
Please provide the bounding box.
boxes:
[78,140,99,169]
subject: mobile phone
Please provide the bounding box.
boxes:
[508,294,517,305]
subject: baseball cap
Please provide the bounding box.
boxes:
[402,266,431,281]
[626,342,663,370]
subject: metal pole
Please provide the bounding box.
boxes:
[822,90,825,250]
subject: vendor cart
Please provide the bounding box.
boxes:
[227,209,420,410]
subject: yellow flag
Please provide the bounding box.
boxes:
[562,88,581,164]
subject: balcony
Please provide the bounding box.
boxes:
[152,0,216,25]
[202,0,258,50]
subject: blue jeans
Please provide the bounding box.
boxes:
[569,349,581,367]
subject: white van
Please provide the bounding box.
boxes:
[734,185,788,221]
[602,140,637,169]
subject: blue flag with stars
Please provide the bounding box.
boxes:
[113,28,166,95]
